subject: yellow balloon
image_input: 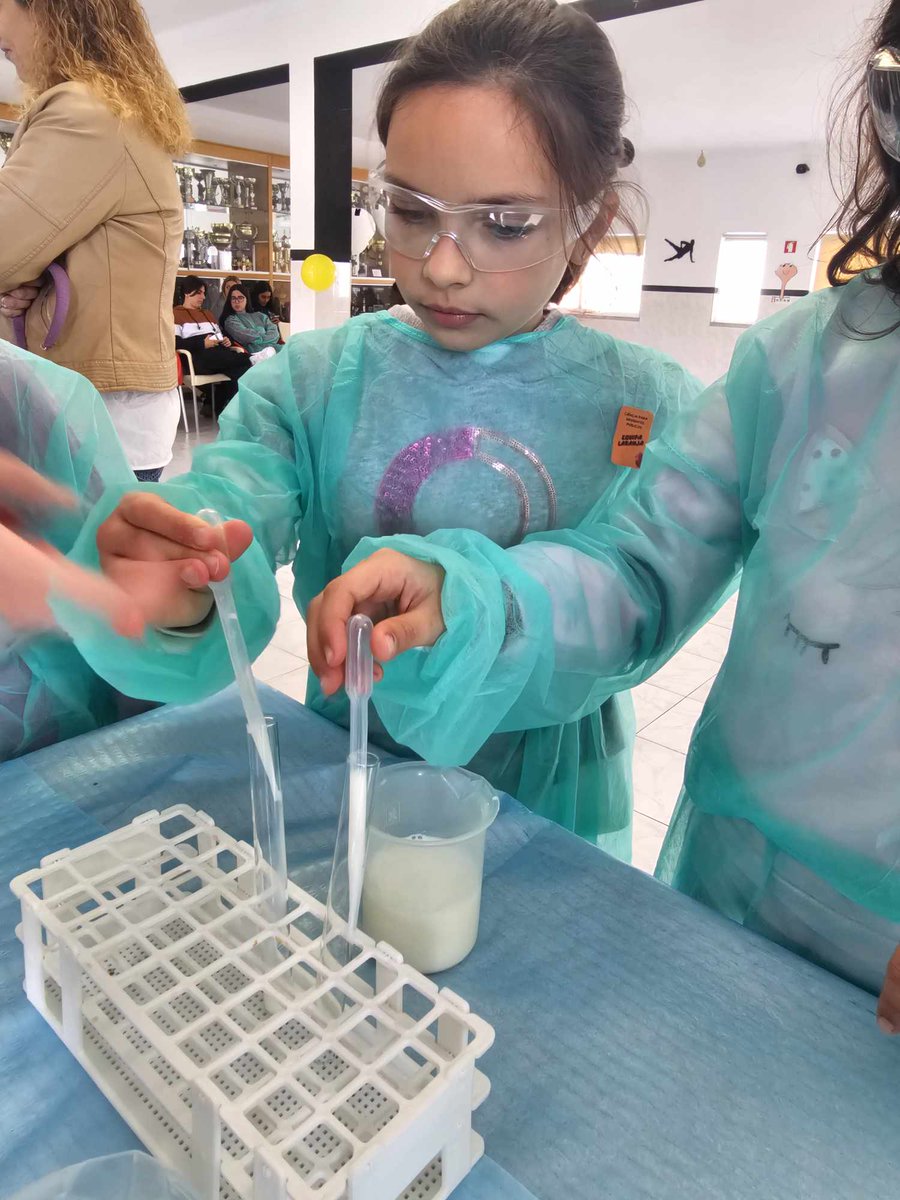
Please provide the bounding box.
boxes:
[301,253,337,292]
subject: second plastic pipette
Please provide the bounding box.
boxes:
[345,615,374,938]
[198,508,287,922]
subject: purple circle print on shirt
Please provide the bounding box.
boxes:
[375,426,558,542]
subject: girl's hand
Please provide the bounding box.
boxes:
[0,279,42,319]
[203,335,218,350]
[0,450,143,637]
[96,492,253,629]
[231,345,247,354]
[221,336,232,348]
[306,549,445,696]
[877,946,900,1035]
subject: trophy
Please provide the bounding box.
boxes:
[247,178,257,210]
[234,221,258,272]
[200,169,218,205]
[195,230,213,268]
[211,174,229,208]
[175,165,193,205]
[274,234,291,275]
[211,222,235,272]
[273,181,290,214]
[231,175,246,209]
[180,225,194,270]
[179,165,201,205]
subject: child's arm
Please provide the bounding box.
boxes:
[68,348,312,704]
[308,347,760,767]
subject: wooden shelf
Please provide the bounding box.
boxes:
[177,269,287,280]
[174,270,290,280]
[351,277,396,288]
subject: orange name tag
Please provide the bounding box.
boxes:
[611,405,654,469]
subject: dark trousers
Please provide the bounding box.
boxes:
[190,347,253,407]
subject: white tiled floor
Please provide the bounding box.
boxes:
[631,593,736,874]
[165,417,735,880]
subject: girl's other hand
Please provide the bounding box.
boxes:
[306,549,445,696]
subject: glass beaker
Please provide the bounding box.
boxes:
[360,764,500,974]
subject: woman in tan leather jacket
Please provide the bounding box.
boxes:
[0,0,191,481]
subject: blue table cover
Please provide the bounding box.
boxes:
[0,687,897,1199]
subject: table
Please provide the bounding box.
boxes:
[1,689,897,1199]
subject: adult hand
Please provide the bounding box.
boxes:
[203,335,218,350]
[0,450,144,637]
[221,336,232,348]
[306,548,445,696]
[0,279,42,319]
[231,345,247,354]
[877,946,900,1035]
[97,492,253,629]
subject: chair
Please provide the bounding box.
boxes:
[176,349,230,434]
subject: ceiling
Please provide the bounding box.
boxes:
[187,83,290,155]
[352,0,882,160]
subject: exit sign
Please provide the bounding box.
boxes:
[784,240,798,254]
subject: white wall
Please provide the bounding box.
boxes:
[581,142,837,383]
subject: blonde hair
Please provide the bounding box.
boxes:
[19,0,192,155]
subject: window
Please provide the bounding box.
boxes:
[811,233,878,291]
[563,235,646,319]
[711,234,768,326]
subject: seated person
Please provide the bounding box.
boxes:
[0,342,147,759]
[250,281,283,324]
[220,284,283,362]
[215,275,242,320]
[174,275,252,406]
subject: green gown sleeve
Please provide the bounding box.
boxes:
[0,344,139,757]
[67,347,314,703]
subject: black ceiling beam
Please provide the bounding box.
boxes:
[180,64,290,106]
[572,0,702,17]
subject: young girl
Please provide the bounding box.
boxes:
[220,284,283,362]
[306,4,900,1027]
[73,0,715,860]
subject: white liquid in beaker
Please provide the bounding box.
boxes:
[361,832,484,974]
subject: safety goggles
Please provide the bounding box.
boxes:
[868,47,900,162]
[366,168,596,273]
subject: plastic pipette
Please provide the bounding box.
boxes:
[198,508,287,921]
[345,615,374,937]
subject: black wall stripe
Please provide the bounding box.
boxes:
[642,285,810,297]
[642,284,717,294]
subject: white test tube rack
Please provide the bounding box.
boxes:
[10,805,494,1200]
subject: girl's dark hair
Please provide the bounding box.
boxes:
[250,281,273,307]
[828,0,900,298]
[181,275,205,298]
[220,284,251,326]
[376,0,635,303]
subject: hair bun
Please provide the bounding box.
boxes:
[620,137,635,167]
